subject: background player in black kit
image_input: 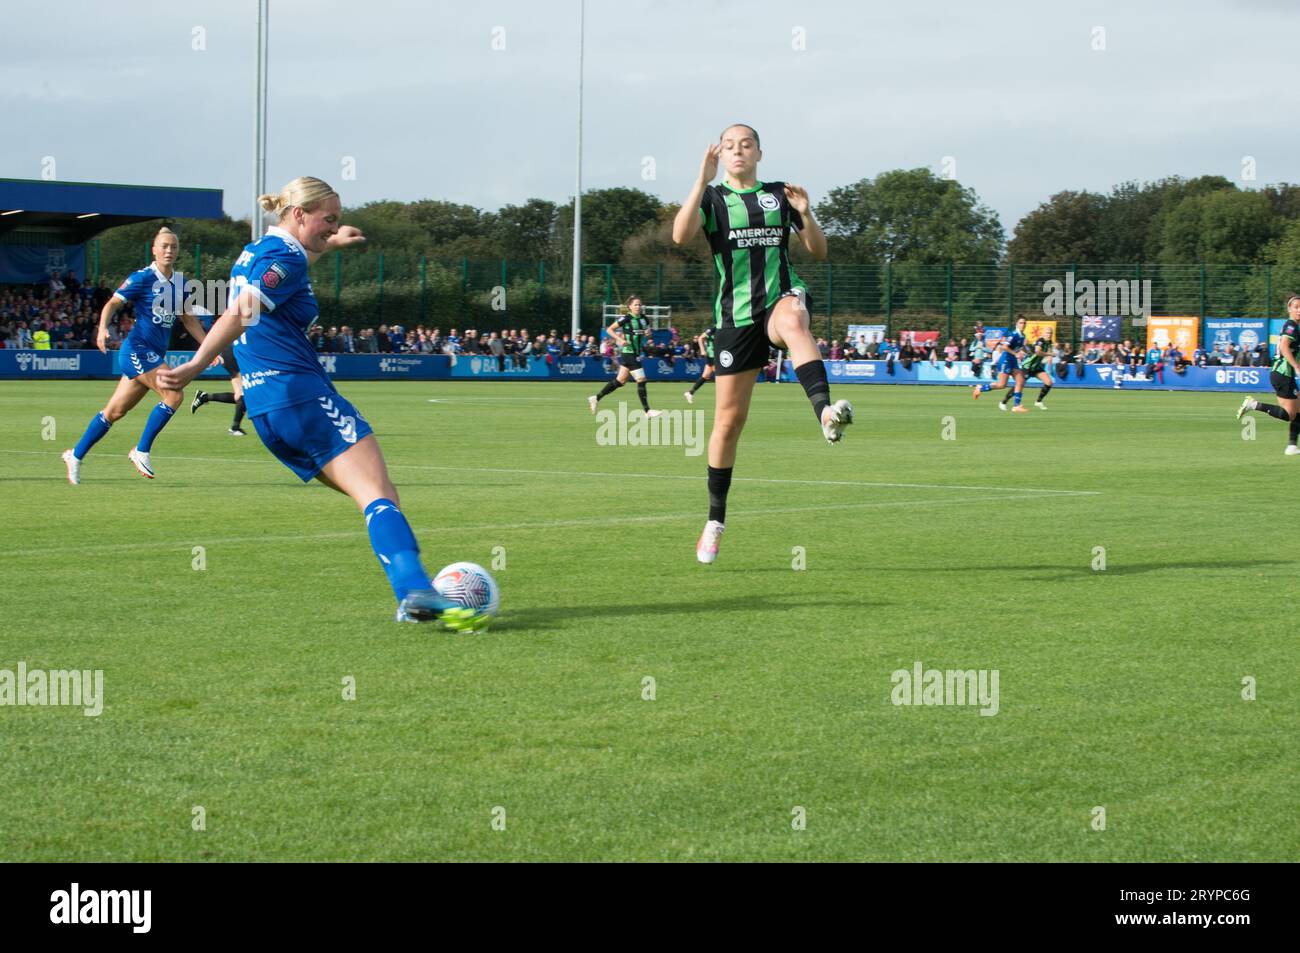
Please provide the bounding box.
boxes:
[587,295,661,418]
[684,326,716,404]
[672,123,853,564]
[1237,293,1300,454]
[190,342,248,435]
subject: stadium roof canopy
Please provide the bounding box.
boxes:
[0,178,224,245]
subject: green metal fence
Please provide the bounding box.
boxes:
[87,239,1297,344]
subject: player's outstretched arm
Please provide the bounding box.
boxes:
[306,225,366,265]
[157,292,258,390]
[672,144,720,246]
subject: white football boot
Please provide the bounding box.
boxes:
[696,520,725,564]
[128,448,155,479]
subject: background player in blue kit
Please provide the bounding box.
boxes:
[62,226,212,482]
[973,316,1029,412]
[159,177,482,628]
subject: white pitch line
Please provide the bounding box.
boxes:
[0,449,1097,499]
[0,491,1096,560]
[0,449,1099,497]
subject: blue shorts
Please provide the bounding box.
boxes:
[995,354,1020,376]
[251,392,374,482]
[120,340,166,380]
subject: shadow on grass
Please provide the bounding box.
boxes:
[497,593,886,630]
[709,558,1295,581]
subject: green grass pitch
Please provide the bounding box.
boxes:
[0,378,1294,861]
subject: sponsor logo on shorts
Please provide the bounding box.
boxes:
[719,350,734,368]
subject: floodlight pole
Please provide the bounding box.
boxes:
[252,0,269,241]
[570,0,584,340]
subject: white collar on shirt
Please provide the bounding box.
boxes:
[149,263,181,285]
[266,225,306,258]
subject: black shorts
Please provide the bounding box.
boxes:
[714,289,814,376]
[1271,370,1298,400]
[221,346,240,377]
[619,353,642,371]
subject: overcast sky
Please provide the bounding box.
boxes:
[3,0,1296,237]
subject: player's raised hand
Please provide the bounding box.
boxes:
[328,225,367,250]
[784,184,811,214]
[699,143,721,185]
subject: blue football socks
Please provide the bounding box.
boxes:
[72,412,112,460]
[364,498,431,602]
[137,402,176,453]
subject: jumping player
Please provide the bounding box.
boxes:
[588,295,661,418]
[1000,336,1054,411]
[974,317,1028,412]
[684,326,716,403]
[671,123,853,564]
[1237,294,1300,455]
[158,176,483,628]
[62,226,212,483]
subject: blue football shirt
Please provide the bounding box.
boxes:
[228,226,333,415]
[114,264,187,355]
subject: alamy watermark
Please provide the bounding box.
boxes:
[595,402,704,457]
[1042,271,1151,318]
[890,660,999,716]
[50,883,151,933]
[1,663,103,716]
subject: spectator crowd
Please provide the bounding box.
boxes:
[0,274,1279,381]
[1,276,122,350]
[307,323,713,370]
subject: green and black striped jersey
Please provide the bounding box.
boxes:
[1273,319,1299,378]
[701,326,715,359]
[1021,339,1050,374]
[699,181,807,329]
[613,313,651,355]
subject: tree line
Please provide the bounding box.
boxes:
[95,169,1300,277]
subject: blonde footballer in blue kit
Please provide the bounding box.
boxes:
[159,177,483,629]
[62,227,211,482]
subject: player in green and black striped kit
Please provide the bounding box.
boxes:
[671,123,853,564]
[588,295,661,417]
[684,326,716,403]
[1000,337,1054,410]
[1237,294,1300,454]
